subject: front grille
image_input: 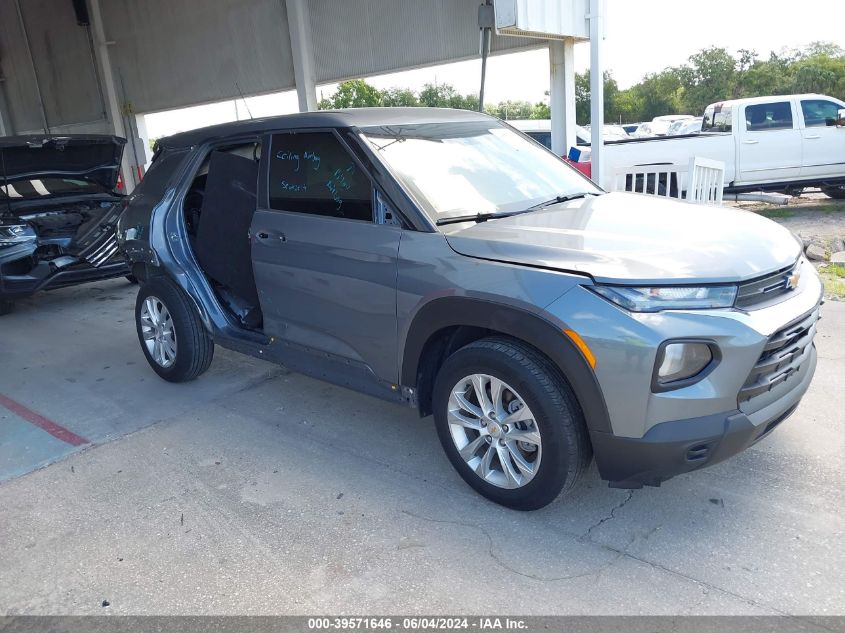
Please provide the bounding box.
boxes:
[77,231,119,267]
[739,308,819,403]
[736,261,800,309]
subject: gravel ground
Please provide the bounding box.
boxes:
[728,190,845,299]
[729,190,844,240]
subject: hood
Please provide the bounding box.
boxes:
[444,192,801,284]
[0,135,126,197]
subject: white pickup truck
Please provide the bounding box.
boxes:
[598,93,845,198]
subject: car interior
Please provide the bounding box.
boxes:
[745,102,793,131]
[182,142,263,329]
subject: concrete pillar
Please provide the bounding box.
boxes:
[0,81,11,135]
[14,0,49,134]
[589,0,606,188]
[88,0,136,191]
[134,113,153,167]
[286,0,318,112]
[549,38,576,157]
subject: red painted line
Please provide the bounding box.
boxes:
[0,393,89,447]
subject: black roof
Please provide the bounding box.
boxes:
[160,107,495,149]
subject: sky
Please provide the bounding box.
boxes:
[145,0,845,139]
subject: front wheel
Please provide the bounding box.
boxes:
[135,277,214,382]
[432,337,591,510]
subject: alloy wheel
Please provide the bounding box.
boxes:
[140,295,178,368]
[447,374,542,489]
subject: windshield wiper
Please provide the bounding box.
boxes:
[528,192,597,210]
[435,192,600,226]
[435,212,511,226]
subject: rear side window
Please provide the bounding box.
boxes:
[801,99,841,128]
[133,148,188,198]
[268,131,372,221]
[745,102,794,131]
[702,104,732,132]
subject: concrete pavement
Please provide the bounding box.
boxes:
[0,280,843,615]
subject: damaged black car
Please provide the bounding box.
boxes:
[0,135,132,315]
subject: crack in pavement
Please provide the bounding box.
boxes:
[401,509,628,583]
[582,490,634,541]
[402,497,832,623]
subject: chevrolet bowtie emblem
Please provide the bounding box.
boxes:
[786,271,801,290]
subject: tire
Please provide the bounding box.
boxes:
[135,277,214,382]
[0,299,14,316]
[823,185,845,200]
[432,337,592,510]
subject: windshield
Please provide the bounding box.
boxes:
[361,121,600,222]
[0,177,105,200]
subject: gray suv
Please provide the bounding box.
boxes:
[117,108,822,510]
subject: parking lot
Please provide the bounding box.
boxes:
[1,278,843,615]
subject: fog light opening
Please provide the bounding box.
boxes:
[653,341,717,392]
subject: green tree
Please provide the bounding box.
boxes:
[452,93,480,111]
[318,80,383,109]
[575,70,624,124]
[804,41,845,58]
[616,68,684,123]
[418,83,479,110]
[418,83,460,107]
[490,100,533,120]
[530,102,550,119]
[315,42,845,121]
[381,87,419,107]
[792,51,845,98]
[612,90,644,123]
[677,47,738,114]
[738,51,797,98]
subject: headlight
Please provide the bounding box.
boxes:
[592,285,737,312]
[0,223,36,247]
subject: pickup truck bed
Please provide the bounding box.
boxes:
[596,93,845,195]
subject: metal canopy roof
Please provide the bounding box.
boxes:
[0,0,540,134]
[0,0,603,188]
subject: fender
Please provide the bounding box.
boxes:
[400,296,612,434]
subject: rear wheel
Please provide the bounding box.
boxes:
[135,277,213,382]
[823,185,845,200]
[432,337,591,510]
[0,299,14,316]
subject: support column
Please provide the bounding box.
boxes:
[286,0,318,112]
[134,113,153,166]
[14,0,49,134]
[0,79,11,135]
[589,0,606,188]
[88,0,136,190]
[549,38,576,157]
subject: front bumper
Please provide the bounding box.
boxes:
[590,343,816,488]
[544,258,823,488]
[0,260,129,300]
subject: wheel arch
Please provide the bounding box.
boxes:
[400,297,612,434]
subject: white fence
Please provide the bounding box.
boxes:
[609,157,725,205]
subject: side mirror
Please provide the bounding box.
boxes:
[838,108,845,127]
